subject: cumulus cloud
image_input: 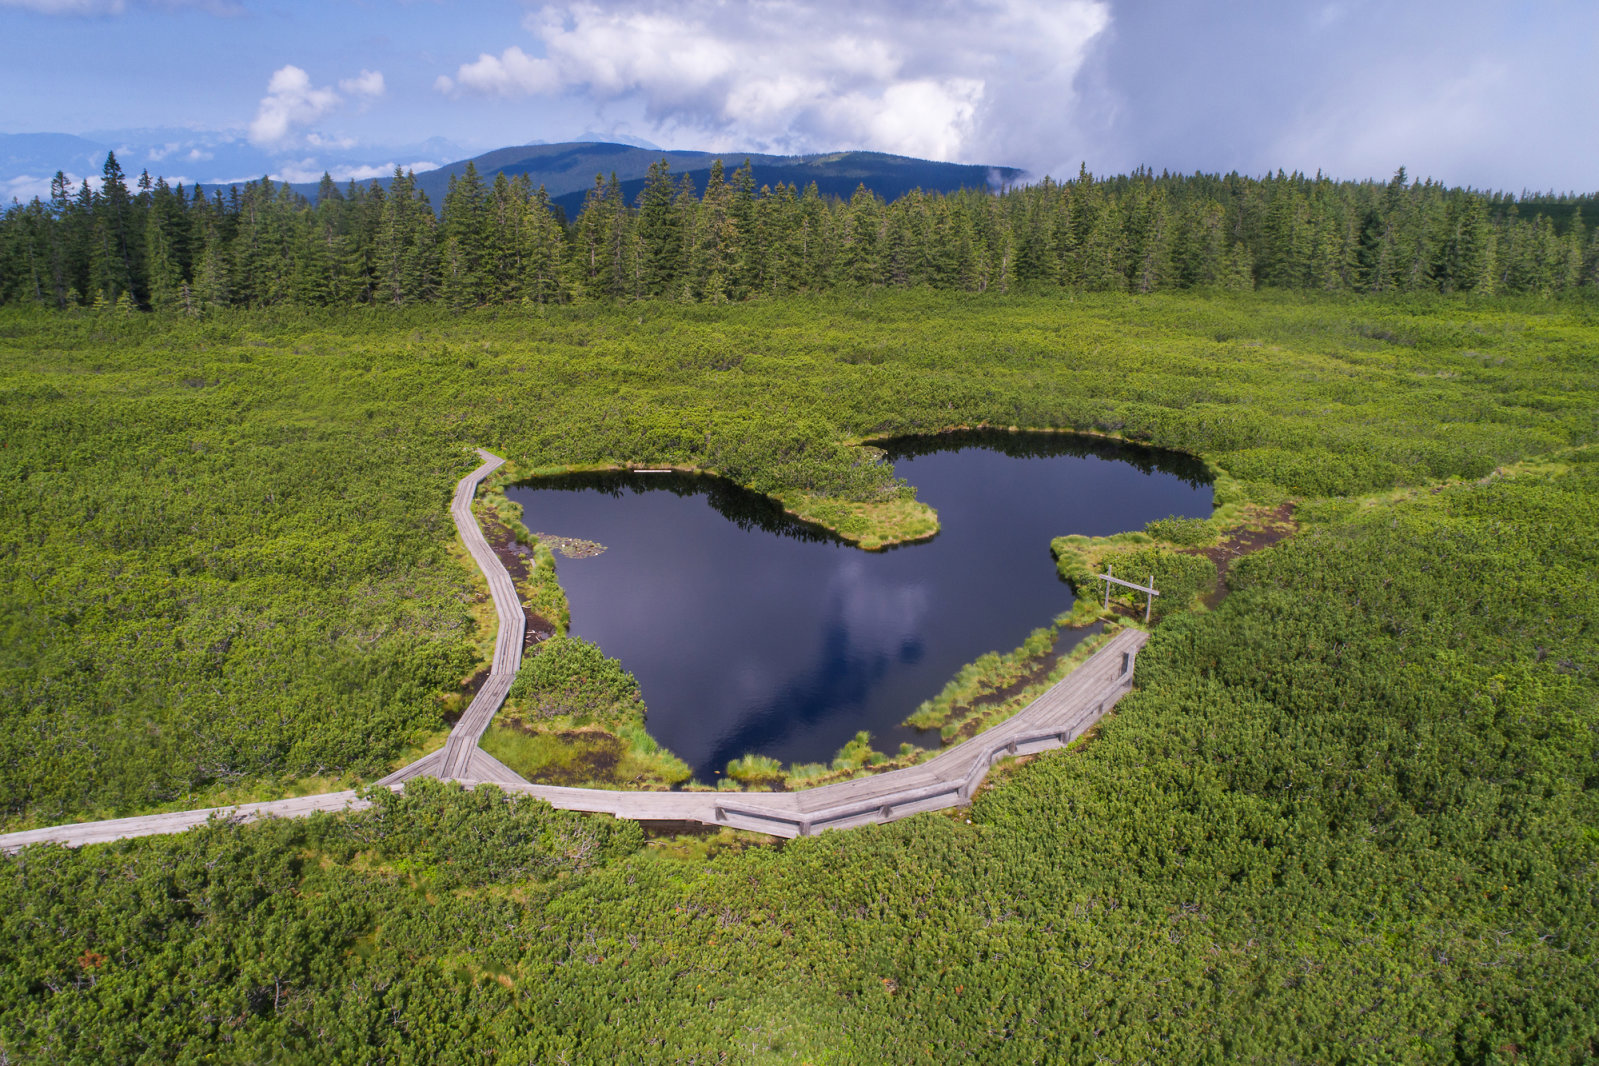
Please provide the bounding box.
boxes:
[4,169,177,203]
[248,64,386,148]
[435,46,559,97]
[436,0,1111,168]
[306,132,358,150]
[338,69,385,99]
[5,173,65,203]
[268,160,439,185]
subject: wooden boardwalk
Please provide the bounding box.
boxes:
[482,625,1145,838]
[375,449,529,788]
[0,792,374,852]
[1,449,1148,853]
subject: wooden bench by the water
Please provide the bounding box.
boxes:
[0,450,1148,853]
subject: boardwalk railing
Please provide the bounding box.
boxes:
[718,725,1102,837]
[705,628,1142,838]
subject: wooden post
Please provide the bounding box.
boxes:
[1097,570,1159,621]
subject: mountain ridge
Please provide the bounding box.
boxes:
[279,142,1025,215]
[3,132,1025,213]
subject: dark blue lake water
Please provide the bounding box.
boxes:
[504,431,1211,782]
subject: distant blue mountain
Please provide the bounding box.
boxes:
[4,132,1021,213]
[287,142,1024,215]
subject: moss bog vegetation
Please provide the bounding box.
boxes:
[0,289,1596,1060]
[488,635,691,787]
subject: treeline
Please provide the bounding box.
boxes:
[3,152,1596,311]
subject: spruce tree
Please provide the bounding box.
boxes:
[1126,183,1172,293]
[689,159,735,301]
[441,162,491,308]
[376,169,436,305]
[882,191,919,286]
[1076,180,1127,292]
[1260,182,1310,289]
[1173,201,1225,287]
[142,205,181,311]
[521,185,567,304]
[796,181,832,290]
[1220,241,1256,290]
[757,181,798,294]
[191,208,230,312]
[635,160,682,297]
[0,198,48,305]
[841,184,885,287]
[573,174,616,298]
[90,152,135,303]
[729,160,759,294]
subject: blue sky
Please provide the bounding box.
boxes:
[2,0,1595,199]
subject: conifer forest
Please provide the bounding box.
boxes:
[2,153,1596,313]
[0,154,1595,1063]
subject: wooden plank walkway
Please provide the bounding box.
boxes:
[377,449,527,788]
[1,448,1149,853]
[478,626,1145,837]
[0,792,373,852]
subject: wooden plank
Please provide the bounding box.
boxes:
[461,748,533,787]
[1098,573,1160,595]
[1,792,371,853]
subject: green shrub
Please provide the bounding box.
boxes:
[1144,515,1214,545]
[508,636,643,724]
[355,777,642,887]
[1096,545,1217,620]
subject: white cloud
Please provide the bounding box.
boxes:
[1,170,201,203]
[338,69,385,99]
[335,161,438,182]
[250,66,339,146]
[268,160,439,184]
[248,64,386,148]
[435,45,559,97]
[5,173,63,202]
[435,0,1112,166]
[832,78,985,164]
[306,133,357,150]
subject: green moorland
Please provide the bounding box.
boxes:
[1,289,1596,1061]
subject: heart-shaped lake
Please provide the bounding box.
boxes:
[504,431,1212,782]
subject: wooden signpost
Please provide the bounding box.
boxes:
[1098,566,1160,622]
